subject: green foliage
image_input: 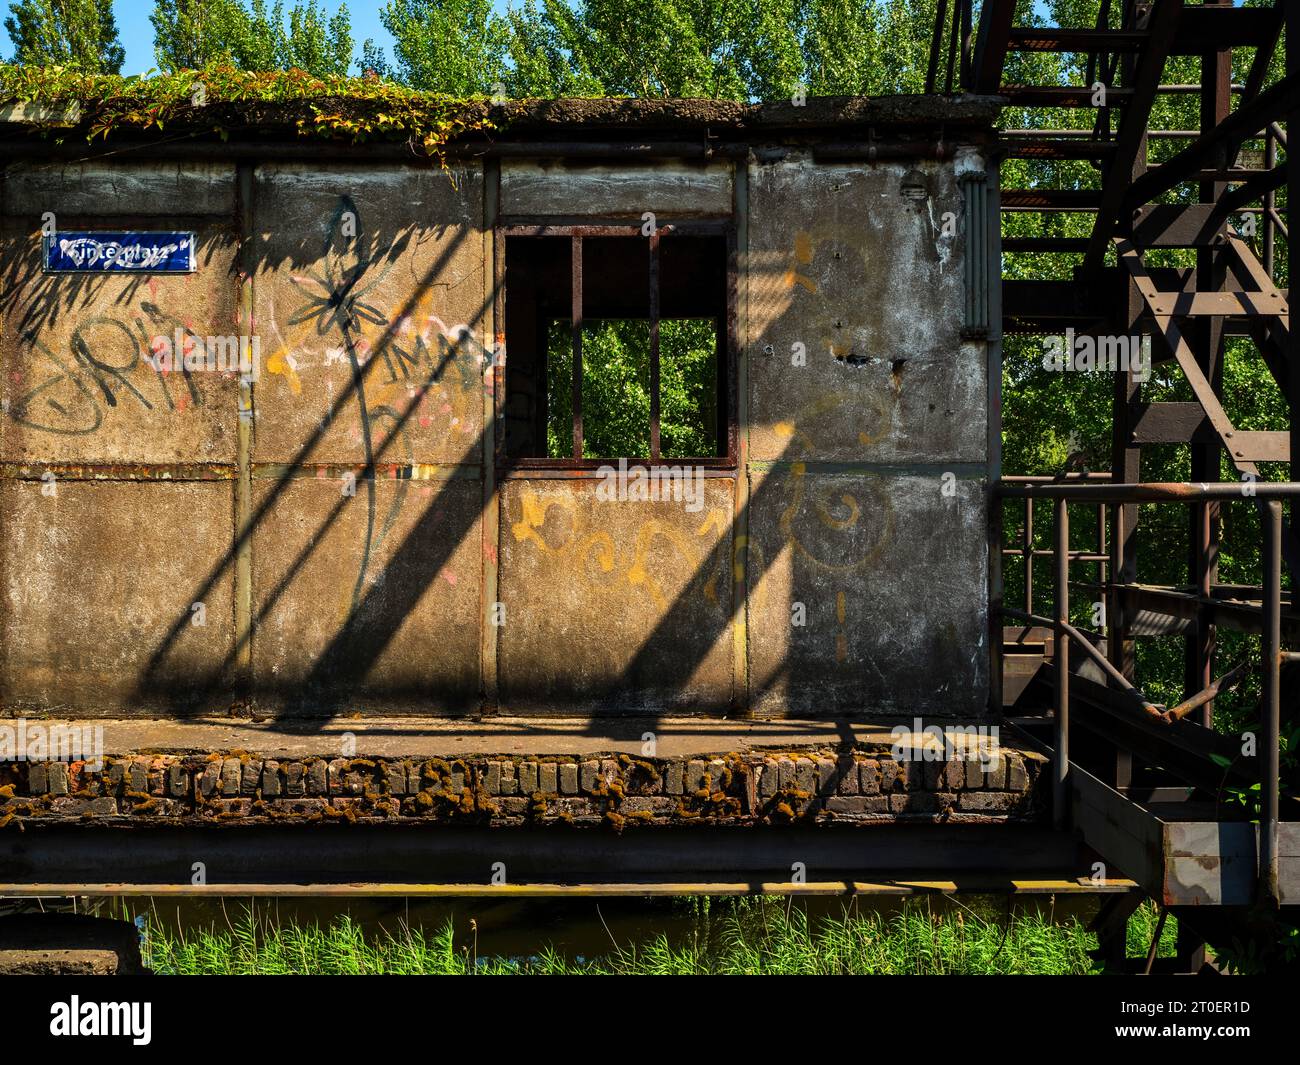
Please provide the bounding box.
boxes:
[546,318,718,459]
[805,0,939,95]
[0,62,494,158]
[139,898,1100,975]
[500,0,603,98]
[539,0,791,100]
[1211,719,1300,817]
[363,0,937,101]
[150,0,353,76]
[151,0,259,70]
[4,0,124,73]
[1126,900,1179,962]
[373,0,509,96]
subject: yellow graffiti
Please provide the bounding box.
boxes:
[785,231,818,293]
[696,508,728,539]
[266,345,303,395]
[579,531,616,574]
[778,391,890,454]
[511,492,573,553]
[510,489,732,615]
[817,492,859,532]
[627,521,701,611]
[778,465,894,575]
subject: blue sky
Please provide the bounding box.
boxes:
[0,0,404,75]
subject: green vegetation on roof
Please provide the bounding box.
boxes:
[0,62,494,156]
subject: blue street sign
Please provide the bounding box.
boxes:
[43,231,196,274]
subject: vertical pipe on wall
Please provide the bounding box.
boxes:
[234,162,255,692]
[483,158,502,715]
[1024,499,1034,614]
[963,166,1000,716]
[730,159,750,715]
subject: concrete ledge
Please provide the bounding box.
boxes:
[0,915,146,975]
[0,715,1002,757]
[0,718,1046,829]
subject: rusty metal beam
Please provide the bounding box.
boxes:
[0,825,1092,888]
[970,0,1016,91]
[996,481,1300,502]
[1084,0,1183,270]
[1124,75,1300,213]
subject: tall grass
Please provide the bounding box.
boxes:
[136,897,1130,975]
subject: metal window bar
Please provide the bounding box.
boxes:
[501,221,731,467]
[649,229,661,461]
[570,234,583,459]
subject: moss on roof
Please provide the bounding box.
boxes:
[0,63,1002,158]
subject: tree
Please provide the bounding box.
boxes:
[372,0,509,96]
[150,0,353,75]
[501,0,601,98]
[370,0,804,101]
[5,0,125,72]
[151,0,250,69]
[800,0,881,96]
[279,0,353,76]
[509,0,800,100]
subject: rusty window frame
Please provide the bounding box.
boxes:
[497,220,738,472]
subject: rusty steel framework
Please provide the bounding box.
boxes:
[930,0,1298,962]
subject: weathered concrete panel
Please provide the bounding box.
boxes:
[250,475,482,713]
[1,162,236,217]
[0,225,241,464]
[251,164,486,466]
[746,466,988,717]
[501,161,733,217]
[0,144,993,725]
[498,479,735,714]
[747,155,985,464]
[0,480,237,713]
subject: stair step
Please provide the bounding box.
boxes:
[1005,138,1117,160]
[1007,27,1148,53]
[1146,166,1272,184]
[1002,189,1101,211]
[1002,237,1089,253]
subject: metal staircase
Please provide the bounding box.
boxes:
[929,0,1298,968]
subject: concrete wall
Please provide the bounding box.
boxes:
[0,146,990,719]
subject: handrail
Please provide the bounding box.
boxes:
[998,480,1300,501]
[996,478,1289,904]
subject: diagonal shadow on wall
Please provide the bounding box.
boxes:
[133,215,497,719]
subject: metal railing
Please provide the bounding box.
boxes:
[1000,473,1110,619]
[994,479,1295,904]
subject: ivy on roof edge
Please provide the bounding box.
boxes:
[0,64,495,160]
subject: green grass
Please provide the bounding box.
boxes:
[134,898,1172,975]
